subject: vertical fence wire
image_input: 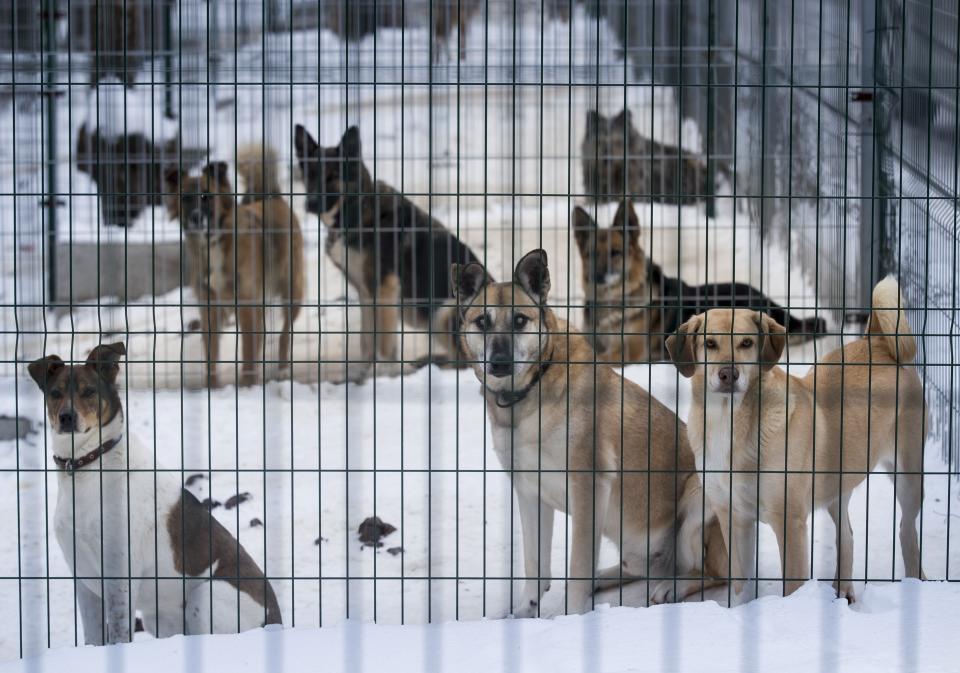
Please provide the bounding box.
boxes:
[0,0,958,662]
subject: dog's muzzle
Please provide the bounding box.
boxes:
[485,343,514,378]
[57,409,78,433]
[712,366,741,394]
[185,209,207,232]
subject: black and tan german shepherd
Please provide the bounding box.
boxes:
[294,124,484,381]
[573,200,826,363]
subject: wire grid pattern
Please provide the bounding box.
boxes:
[0,0,957,661]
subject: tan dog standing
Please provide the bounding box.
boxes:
[666,277,926,602]
[167,145,305,387]
[453,249,727,617]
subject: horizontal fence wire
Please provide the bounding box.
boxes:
[0,0,957,664]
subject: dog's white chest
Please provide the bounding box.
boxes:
[694,397,758,512]
[490,417,570,512]
[326,233,369,293]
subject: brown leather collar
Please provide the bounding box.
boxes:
[53,435,122,475]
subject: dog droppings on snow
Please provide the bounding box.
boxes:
[387,546,403,556]
[358,516,397,548]
[314,536,329,545]
[249,518,263,528]
[201,498,220,510]
[224,492,252,510]
[185,473,206,487]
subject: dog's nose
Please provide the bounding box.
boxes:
[717,367,740,384]
[58,409,77,432]
[487,353,513,378]
[593,273,608,284]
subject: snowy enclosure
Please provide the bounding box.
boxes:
[1,0,959,668]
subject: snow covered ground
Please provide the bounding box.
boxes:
[3,581,959,673]
[1,361,957,664]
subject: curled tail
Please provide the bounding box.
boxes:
[868,275,917,363]
[236,143,281,203]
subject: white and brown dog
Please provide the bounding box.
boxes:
[28,343,281,644]
[667,277,926,602]
[453,250,728,617]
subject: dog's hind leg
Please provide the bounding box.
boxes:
[278,254,305,375]
[828,493,856,601]
[891,417,927,579]
[593,563,643,592]
[278,298,301,375]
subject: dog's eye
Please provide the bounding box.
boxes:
[513,314,529,330]
[610,250,622,258]
[49,389,63,400]
[81,387,96,398]
[474,314,491,332]
[739,338,754,349]
[704,338,717,350]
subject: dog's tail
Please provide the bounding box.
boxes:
[236,143,281,202]
[868,275,917,364]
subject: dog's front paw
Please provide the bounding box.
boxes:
[322,362,371,385]
[833,580,856,603]
[511,598,541,619]
[650,580,677,605]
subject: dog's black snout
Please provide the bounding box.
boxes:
[487,352,514,378]
[58,409,77,431]
[717,367,740,384]
[593,273,607,284]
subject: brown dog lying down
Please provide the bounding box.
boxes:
[667,277,926,602]
[166,145,305,387]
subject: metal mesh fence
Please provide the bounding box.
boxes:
[0,0,957,663]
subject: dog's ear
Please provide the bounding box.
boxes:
[202,161,230,185]
[28,355,65,392]
[86,342,127,384]
[586,110,602,132]
[613,199,639,242]
[162,166,182,220]
[753,312,786,371]
[340,126,362,158]
[612,108,633,128]
[666,314,704,378]
[294,124,319,161]
[514,249,550,305]
[451,262,491,304]
[572,207,596,253]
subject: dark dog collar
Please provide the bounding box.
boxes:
[53,435,122,475]
[485,352,554,409]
